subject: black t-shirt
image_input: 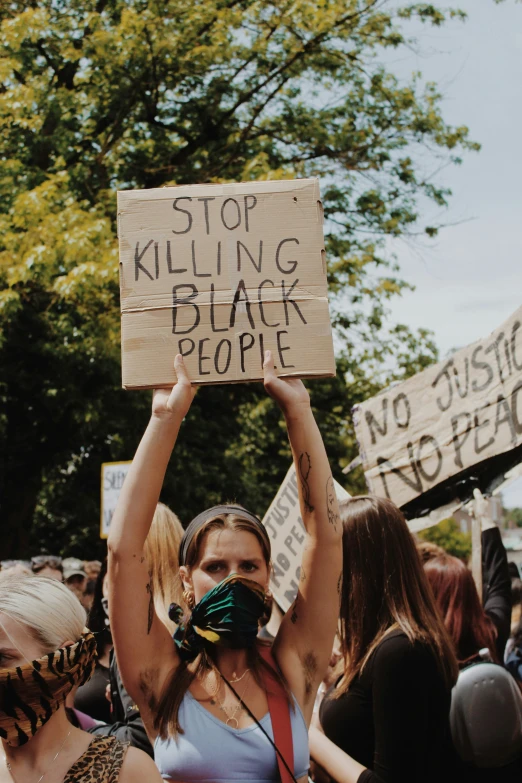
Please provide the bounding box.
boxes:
[74,661,111,723]
[87,651,154,757]
[319,630,454,783]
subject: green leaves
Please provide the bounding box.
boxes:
[0,0,477,555]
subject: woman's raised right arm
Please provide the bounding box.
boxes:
[473,490,511,662]
[108,355,196,728]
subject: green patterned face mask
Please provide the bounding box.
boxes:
[168,574,266,661]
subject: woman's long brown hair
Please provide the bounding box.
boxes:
[334,496,458,696]
[424,553,498,664]
[154,513,291,739]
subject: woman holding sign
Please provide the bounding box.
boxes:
[107,351,342,783]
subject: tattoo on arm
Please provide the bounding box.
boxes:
[298,452,314,514]
[337,572,342,595]
[291,592,299,624]
[326,476,339,531]
[146,571,154,634]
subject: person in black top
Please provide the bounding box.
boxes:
[424,490,511,666]
[88,649,154,756]
[74,558,112,723]
[74,657,111,723]
[310,496,459,783]
[72,557,153,753]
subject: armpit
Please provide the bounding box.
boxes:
[301,650,318,700]
[139,667,160,714]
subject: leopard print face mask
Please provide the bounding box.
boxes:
[0,630,96,747]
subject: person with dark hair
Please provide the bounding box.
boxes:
[423,492,521,779]
[424,491,511,667]
[425,554,501,664]
[108,352,342,783]
[82,560,102,613]
[310,495,459,783]
[73,559,112,723]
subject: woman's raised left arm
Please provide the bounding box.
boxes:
[263,351,343,722]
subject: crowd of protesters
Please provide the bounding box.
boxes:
[1,352,521,783]
[0,555,101,607]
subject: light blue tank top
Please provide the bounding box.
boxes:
[154,690,310,782]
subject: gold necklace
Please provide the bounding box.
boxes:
[215,674,251,729]
[5,729,71,783]
[229,667,251,684]
[200,669,251,728]
[200,666,249,699]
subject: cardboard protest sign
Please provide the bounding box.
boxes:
[353,306,522,519]
[117,179,335,389]
[100,461,131,539]
[262,464,350,611]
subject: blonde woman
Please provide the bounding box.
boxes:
[143,503,185,634]
[0,575,161,783]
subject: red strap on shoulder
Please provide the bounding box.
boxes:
[258,644,295,783]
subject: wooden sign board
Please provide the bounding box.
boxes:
[100,461,131,539]
[117,179,335,389]
[262,464,350,611]
[353,306,522,512]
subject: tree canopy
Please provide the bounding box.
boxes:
[0,0,478,557]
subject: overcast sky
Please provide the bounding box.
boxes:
[381,0,522,507]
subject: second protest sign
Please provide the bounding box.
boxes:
[353,306,522,511]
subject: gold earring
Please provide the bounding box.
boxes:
[183,588,195,609]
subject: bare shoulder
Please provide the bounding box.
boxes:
[119,746,163,782]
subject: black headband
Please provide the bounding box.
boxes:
[179,505,271,566]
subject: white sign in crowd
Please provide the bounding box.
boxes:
[262,464,350,610]
[100,462,131,539]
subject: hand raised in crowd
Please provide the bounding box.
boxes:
[472,487,496,531]
[263,349,310,419]
[152,354,197,421]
